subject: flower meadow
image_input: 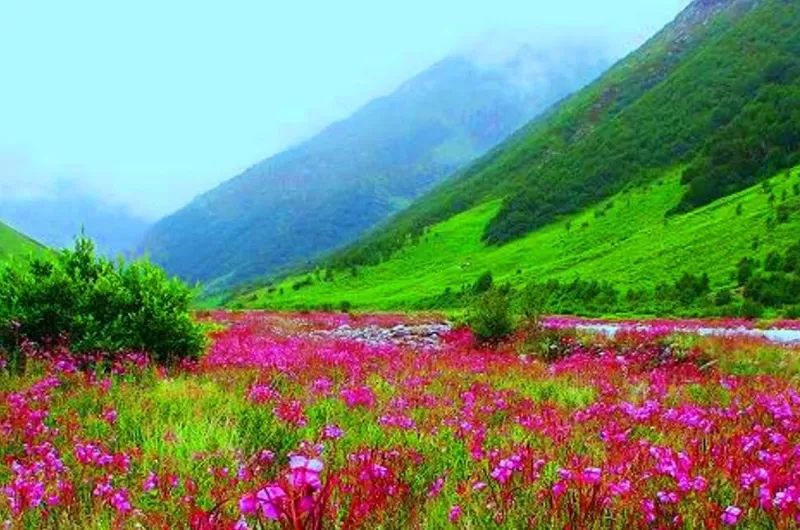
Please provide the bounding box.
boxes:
[3,312,800,529]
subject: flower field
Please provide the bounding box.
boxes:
[3,312,800,529]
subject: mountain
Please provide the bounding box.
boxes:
[0,194,150,258]
[0,220,45,263]
[233,0,800,311]
[139,43,614,287]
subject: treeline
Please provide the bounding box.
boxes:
[676,75,800,212]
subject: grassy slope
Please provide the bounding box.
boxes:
[235,165,800,311]
[0,221,45,262]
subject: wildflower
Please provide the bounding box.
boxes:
[322,424,344,440]
[255,486,287,521]
[102,408,117,425]
[722,506,742,526]
[427,475,446,498]
[143,472,158,493]
[110,489,132,514]
[641,499,657,523]
[657,490,679,504]
[287,456,324,490]
[582,467,602,485]
[472,481,487,491]
[449,505,462,523]
[239,493,257,516]
[609,480,631,496]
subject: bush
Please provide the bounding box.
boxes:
[468,289,514,344]
[0,236,206,369]
[472,271,494,294]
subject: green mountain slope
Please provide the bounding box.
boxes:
[320,0,798,271]
[234,165,800,311]
[0,221,45,262]
[228,0,800,313]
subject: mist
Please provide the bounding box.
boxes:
[0,0,691,220]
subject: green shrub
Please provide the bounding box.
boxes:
[0,236,206,368]
[468,289,514,344]
[472,270,494,294]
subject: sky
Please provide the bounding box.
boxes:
[0,0,692,220]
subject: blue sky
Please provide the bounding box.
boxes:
[0,0,691,219]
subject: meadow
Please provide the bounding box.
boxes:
[3,311,800,528]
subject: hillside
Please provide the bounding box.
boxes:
[0,220,45,262]
[319,0,798,271]
[139,43,613,287]
[232,165,800,311]
[232,0,800,312]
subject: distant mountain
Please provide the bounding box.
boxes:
[0,194,150,258]
[0,220,45,263]
[139,42,614,286]
[234,0,800,311]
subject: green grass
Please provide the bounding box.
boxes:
[0,220,45,263]
[237,165,800,310]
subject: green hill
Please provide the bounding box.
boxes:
[233,165,800,311]
[230,0,800,313]
[0,221,45,263]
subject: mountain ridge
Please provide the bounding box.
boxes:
[230,0,800,311]
[139,43,614,287]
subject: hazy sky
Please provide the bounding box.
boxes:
[0,0,692,220]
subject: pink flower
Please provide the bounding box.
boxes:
[256,486,287,521]
[239,493,257,516]
[609,480,631,496]
[288,456,324,490]
[102,408,117,425]
[582,467,602,484]
[722,506,742,526]
[110,489,132,514]
[449,505,462,522]
[322,424,344,440]
[142,471,158,493]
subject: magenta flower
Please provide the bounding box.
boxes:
[722,506,742,526]
[142,471,158,493]
[322,424,344,440]
[110,489,132,514]
[256,486,287,520]
[582,467,602,485]
[288,456,324,490]
[449,505,462,522]
[102,408,117,425]
[239,493,257,516]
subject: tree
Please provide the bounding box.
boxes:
[0,236,206,371]
[468,289,514,345]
